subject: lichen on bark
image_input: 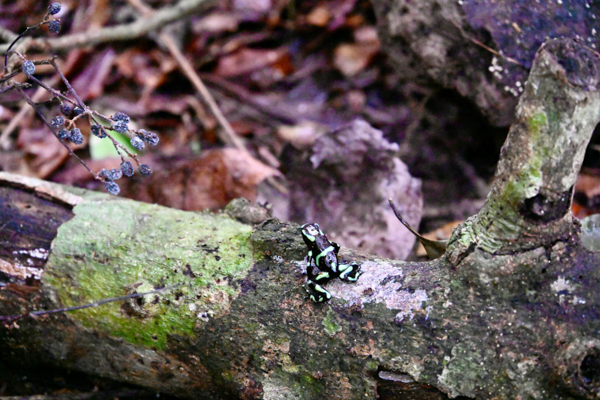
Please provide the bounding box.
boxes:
[448,38,600,259]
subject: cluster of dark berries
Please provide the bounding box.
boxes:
[138,129,159,146]
[99,168,123,195]
[111,112,129,133]
[56,127,83,144]
[52,115,84,144]
[11,5,158,197]
[98,162,153,195]
[107,112,160,152]
[91,124,107,138]
[55,109,158,195]
[48,2,61,15]
[46,3,61,33]
[22,61,35,76]
[130,129,159,150]
[99,168,123,181]
[95,113,157,194]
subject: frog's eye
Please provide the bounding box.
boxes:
[314,224,324,235]
[303,224,320,238]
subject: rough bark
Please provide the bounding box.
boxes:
[1,38,600,400]
[371,0,518,126]
[370,0,600,127]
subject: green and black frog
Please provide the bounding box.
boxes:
[300,223,362,302]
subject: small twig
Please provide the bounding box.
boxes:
[0,282,184,324]
[49,58,87,109]
[0,68,62,149]
[449,20,524,67]
[0,69,21,84]
[26,74,73,104]
[158,31,248,153]
[0,0,211,54]
[0,81,30,95]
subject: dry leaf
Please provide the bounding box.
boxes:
[215,48,288,77]
[306,5,331,27]
[277,120,328,149]
[17,127,71,179]
[415,221,462,257]
[333,41,380,77]
[114,150,281,211]
[284,120,423,260]
[573,172,600,218]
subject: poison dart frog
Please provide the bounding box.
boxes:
[300,223,362,302]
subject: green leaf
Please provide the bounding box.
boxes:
[89,131,137,160]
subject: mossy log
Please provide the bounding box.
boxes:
[1,38,600,400]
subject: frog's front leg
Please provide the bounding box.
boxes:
[338,262,361,282]
[332,240,341,256]
[306,249,314,269]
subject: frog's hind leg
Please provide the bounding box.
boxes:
[307,265,333,285]
[338,262,362,282]
[306,265,333,302]
[306,281,331,302]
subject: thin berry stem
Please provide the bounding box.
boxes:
[17,86,94,176]
[49,58,87,110]
[0,81,30,94]
[4,26,36,75]
[0,70,22,84]
[27,74,74,104]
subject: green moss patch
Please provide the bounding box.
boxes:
[43,198,253,350]
[322,308,343,337]
[527,112,547,142]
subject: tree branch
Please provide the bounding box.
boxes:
[448,38,600,259]
[0,0,211,54]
